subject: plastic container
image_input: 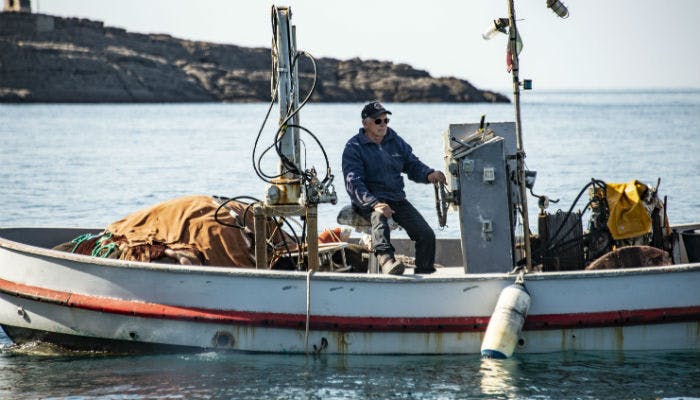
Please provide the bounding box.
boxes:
[681,229,700,263]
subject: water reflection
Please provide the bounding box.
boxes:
[1,345,700,399]
[479,357,522,398]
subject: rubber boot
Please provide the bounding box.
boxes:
[377,252,404,275]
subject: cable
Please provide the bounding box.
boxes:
[269,52,322,183]
[542,179,605,252]
[252,51,324,186]
[519,178,607,265]
[282,51,318,126]
[251,86,281,183]
[213,195,300,261]
[214,196,260,229]
[245,13,332,271]
[264,10,324,185]
[286,124,331,180]
[434,182,448,228]
[539,200,594,256]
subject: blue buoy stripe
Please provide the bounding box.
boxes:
[481,349,508,359]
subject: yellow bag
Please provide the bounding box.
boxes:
[605,180,651,240]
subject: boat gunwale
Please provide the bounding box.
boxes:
[1,226,700,284]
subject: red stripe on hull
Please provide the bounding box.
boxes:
[2,278,699,332]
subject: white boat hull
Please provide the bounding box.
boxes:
[1,228,699,354]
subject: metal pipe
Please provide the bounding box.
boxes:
[274,6,296,178]
[507,0,533,269]
[306,206,319,271]
[291,25,301,167]
[253,204,268,269]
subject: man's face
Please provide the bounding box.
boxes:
[362,113,389,138]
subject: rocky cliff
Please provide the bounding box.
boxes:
[0,12,509,103]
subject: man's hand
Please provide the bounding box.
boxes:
[373,202,394,218]
[427,170,447,184]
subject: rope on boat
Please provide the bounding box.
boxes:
[304,269,314,355]
[91,232,116,258]
[69,232,117,258]
[434,182,448,228]
[69,232,99,253]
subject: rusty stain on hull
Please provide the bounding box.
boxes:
[614,326,624,351]
[333,331,350,354]
[232,325,258,350]
[559,328,577,351]
[433,332,444,353]
[422,332,445,353]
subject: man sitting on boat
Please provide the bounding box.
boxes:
[342,101,446,275]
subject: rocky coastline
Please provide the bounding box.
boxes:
[0,12,509,103]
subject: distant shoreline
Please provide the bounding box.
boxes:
[0,12,509,104]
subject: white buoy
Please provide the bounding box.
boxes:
[480,282,531,359]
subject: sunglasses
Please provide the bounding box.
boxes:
[373,118,390,125]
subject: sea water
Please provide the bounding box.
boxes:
[0,89,699,399]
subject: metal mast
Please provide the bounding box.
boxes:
[273,6,299,180]
[507,0,533,270]
[253,6,318,271]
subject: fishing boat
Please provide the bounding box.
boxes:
[1,3,699,355]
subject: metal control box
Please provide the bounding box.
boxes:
[455,137,514,272]
[443,122,519,273]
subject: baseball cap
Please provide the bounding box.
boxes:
[361,101,392,119]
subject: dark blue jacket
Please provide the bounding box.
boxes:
[342,127,434,209]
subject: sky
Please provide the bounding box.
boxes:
[33,0,700,92]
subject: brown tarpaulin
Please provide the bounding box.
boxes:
[106,195,293,267]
